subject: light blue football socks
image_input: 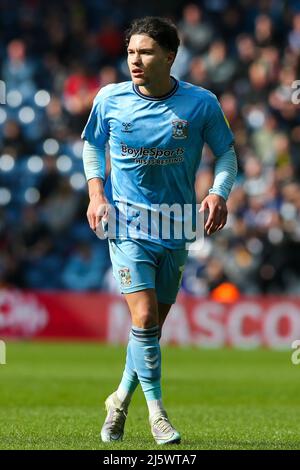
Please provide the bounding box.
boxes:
[130,325,162,402]
[117,332,139,404]
[117,325,165,416]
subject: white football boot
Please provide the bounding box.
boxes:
[150,410,181,445]
[100,391,128,442]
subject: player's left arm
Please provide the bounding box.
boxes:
[200,145,237,235]
[201,95,238,235]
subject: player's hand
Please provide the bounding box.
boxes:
[87,194,109,231]
[199,194,228,235]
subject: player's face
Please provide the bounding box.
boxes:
[127,34,174,87]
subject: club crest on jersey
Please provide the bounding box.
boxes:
[172,119,188,139]
[119,267,132,286]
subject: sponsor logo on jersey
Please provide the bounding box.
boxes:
[172,119,188,139]
[122,122,133,133]
[121,143,184,159]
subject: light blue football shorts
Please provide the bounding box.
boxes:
[108,238,188,304]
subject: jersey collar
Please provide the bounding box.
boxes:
[132,77,179,101]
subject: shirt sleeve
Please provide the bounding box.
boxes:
[81,87,110,181]
[81,88,110,147]
[202,94,234,157]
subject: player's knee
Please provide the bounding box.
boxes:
[133,311,158,329]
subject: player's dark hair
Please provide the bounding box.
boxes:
[125,17,180,56]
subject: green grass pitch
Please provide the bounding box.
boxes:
[0,342,299,450]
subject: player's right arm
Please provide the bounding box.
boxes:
[81,88,111,231]
[86,174,109,232]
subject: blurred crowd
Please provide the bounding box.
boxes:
[0,0,300,296]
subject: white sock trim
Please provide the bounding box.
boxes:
[116,385,132,405]
[147,399,165,417]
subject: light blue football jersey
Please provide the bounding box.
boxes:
[82,78,234,249]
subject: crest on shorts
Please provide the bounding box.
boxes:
[119,267,132,286]
[172,119,188,139]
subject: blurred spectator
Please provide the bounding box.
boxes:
[97,19,124,59]
[45,96,72,141]
[61,242,108,291]
[254,14,278,48]
[243,61,271,104]
[269,66,299,122]
[236,34,257,75]
[12,206,62,289]
[98,65,118,88]
[63,62,99,132]
[1,120,33,156]
[203,40,236,93]
[251,114,279,165]
[219,93,240,128]
[205,257,228,292]
[63,62,99,115]
[2,39,37,101]
[289,13,300,53]
[183,56,209,88]
[171,35,193,79]
[178,4,214,54]
[37,155,62,202]
[40,178,80,234]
